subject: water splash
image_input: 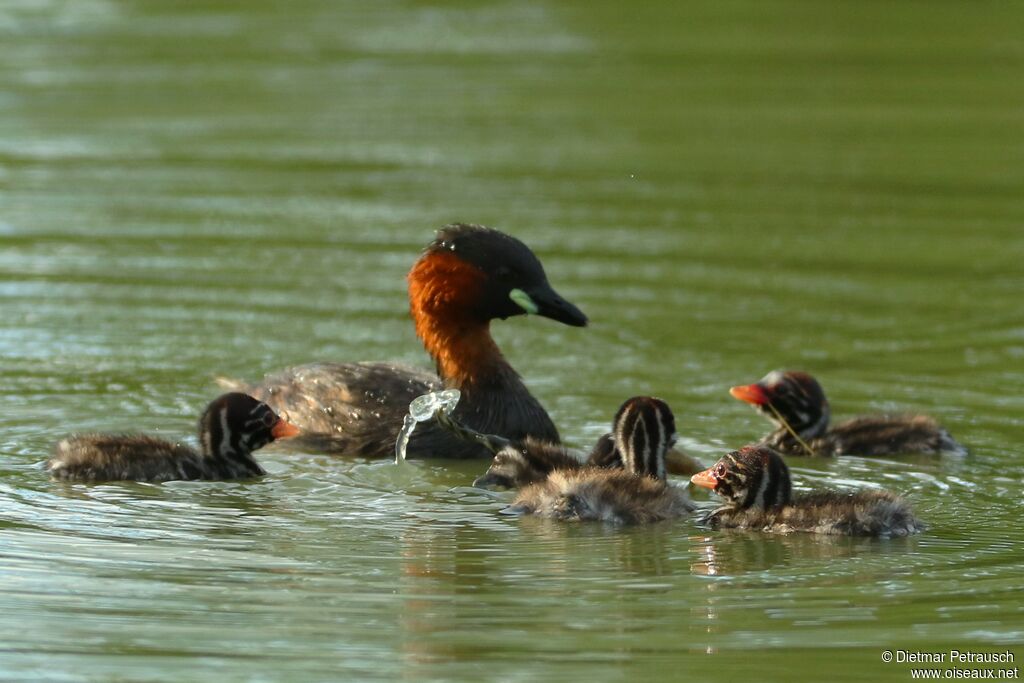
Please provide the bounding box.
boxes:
[394,389,461,464]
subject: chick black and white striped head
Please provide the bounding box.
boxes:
[612,396,677,481]
[730,370,830,438]
[198,393,300,461]
[691,445,792,510]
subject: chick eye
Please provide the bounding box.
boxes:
[714,464,726,477]
[261,412,277,427]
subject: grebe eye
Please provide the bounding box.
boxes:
[261,412,276,427]
[714,464,726,477]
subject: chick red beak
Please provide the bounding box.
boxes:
[729,383,770,406]
[690,467,719,490]
[271,418,301,439]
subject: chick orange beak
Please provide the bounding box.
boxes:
[729,383,770,406]
[271,418,301,439]
[690,467,719,490]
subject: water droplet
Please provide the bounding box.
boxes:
[409,389,460,422]
[394,390,461,464]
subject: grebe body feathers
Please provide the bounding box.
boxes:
[691,445,924,537]
[48,393,299,482]
[222,225,587,459]
[731,370,964,457]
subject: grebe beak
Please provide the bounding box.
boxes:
[511,282,588,327]
[271,419,301,439]
[690,467,718,490]
[729,383,770,406]
[472,471,513,490]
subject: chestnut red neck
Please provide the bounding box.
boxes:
[408,251,509,387]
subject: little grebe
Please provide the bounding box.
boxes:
[48,393,300,482]
[221,224,587,459]
[433,407,581,489]
[585,422,704,477]
[691,445,925,536]
[730,370,965,457]
[439,394,676,489]
[508,396,694,524]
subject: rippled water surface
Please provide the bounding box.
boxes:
[2,1,1023,681]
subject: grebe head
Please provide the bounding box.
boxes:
[729,370,830,438]
[691,445,792,510]
[612,396,676,481]
[409,224,587,327]
[198,393,300,459]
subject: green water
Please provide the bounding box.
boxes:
[2,1,1022,680]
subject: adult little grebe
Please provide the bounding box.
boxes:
[48,393,300,482]
[690,445,925,536]
[730,370,965,457]
[508,397,694,524]
[221,224,587,459]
